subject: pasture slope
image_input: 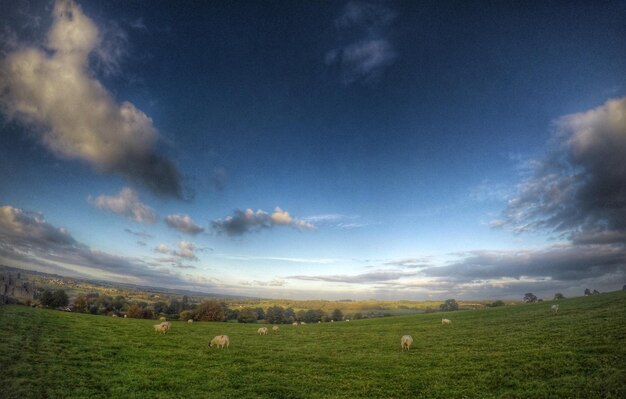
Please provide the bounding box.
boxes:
[1,291,625,399]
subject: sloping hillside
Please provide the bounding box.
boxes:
[1,291,624,398]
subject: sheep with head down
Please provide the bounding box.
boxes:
[257,327,268,335]
[209,335,230,349]
[401,335,413,351]
[153,322,170,334]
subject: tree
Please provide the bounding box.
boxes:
[237,308,258,323]
[331,308,344,321]
[254,307,266,321]
[584,288,591,296]
[153,301,168,315]
[623,285,626,291]
[40,290,54,307]
[265,306,285,324]
[51,289,69,308]
[303,309,323,323]
[195,300,225,322]
[179,310,194,321]
[554,293,565,300]
[295,310,306,322]
[592,289,600,295]
[523,293,538,303]
[488,300,505,307]
[284,307,296,324]
[127,304,144,319]
[440,299,459,311]
[182,295,190,310]
[73,295,88,313]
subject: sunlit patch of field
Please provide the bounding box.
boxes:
[1,291,625,398]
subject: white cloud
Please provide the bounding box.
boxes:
[0,0,182,197]
[174,241,197,260]
[164,214,204,235]
[155,243,169,254]
[89,187,157,224]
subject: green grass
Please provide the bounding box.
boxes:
[1,291,625,398]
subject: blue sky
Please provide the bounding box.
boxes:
[1,0,625,300]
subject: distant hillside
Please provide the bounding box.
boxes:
[1,290,624,398]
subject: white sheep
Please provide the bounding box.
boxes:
[257,327,268,335]
[188,319,194,324]
[300,321,306,325]
[551,304,559,314]
[209,335,230,349]
[159,316,166,321]
[441,318,451,325]
[153,322,169,334]
[401,335,413,351]
[272,325,279,333]
[123,314,127,318]
[292,322,299,326]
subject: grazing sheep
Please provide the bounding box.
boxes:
[257,327,268,335]
[188,319,193,324]
[209,335,230,349]
[300,322,306,325]
[123,314,127,318]
[292,322,299,326]
[159,316,167,321]
[345,319,350,322]
[112,314,118,317]
[153,323,169,334]
[401,335,413,351]
[551,304,559,314]
[441,318,451,325]
[331,320,334,323]
[272,325,279,333]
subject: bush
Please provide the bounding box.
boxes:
[440,299,459,311]
[523,293,538,303]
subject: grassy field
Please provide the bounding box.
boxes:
[1,291,625,398]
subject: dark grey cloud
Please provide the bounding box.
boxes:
[212,208,314,236]
[495,97,626,245]
[0,204,195,288]
[326,1,397,85]
[422,246,626,282]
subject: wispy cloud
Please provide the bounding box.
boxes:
[124,228,153,240]
[212,207,314,236]
[326,1,397,85]
[164,214,204,235]
[218,254,339,265]
[303,214,369,229]
[286,270,418,284]
[89,187,157,224]
[0,0,183,197]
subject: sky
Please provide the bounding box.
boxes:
[0,0,625,300]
